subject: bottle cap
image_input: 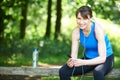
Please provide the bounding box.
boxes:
[34,48,38,51]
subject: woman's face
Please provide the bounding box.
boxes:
[76,12,91,29]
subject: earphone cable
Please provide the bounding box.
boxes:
[71,36,86,80]
[79,36,86,80]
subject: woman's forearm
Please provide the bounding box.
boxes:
[81,56,106,66]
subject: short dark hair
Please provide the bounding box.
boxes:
[76,6,92,19]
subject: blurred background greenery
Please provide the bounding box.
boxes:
[0,0,120,80]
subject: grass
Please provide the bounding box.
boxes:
[13,76,118,80]
[40,76,119,80]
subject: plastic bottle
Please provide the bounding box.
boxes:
[32,48,38,68]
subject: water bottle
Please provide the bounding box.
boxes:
[32,48,38,68]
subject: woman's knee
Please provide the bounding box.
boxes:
[93,69,105,80]
[59,67,64,76]
[59,65,71,76]
[59,64,68,76]
[93,69,104,76]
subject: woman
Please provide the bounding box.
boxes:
[59,6,114,80]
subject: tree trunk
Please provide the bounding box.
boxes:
[0,7,5,41]
[45,0,52,38]
[20,0,28,39]
[54,0,62,40]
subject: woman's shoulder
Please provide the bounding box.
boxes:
[72,27,80,34]
[94,22,105,33]
[72,27,80,40]
[94,22,105,40]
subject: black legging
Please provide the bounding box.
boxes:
[59,54,114,80]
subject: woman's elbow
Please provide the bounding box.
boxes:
[101,56,106,63]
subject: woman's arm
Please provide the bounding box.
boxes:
[73,23,106,66]
[67,27,80,67]
[71,27,80,58]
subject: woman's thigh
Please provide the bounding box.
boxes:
[73,65,95,76]
[94,54,114,75]
[59,64,95,76]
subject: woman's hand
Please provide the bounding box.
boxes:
[73,59,83,67]
[67,58,83,67]
[67,58,74,68]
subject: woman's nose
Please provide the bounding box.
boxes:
[79,20,84,24]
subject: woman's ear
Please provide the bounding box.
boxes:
[87,15,92,21]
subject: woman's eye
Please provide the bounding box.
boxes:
[77,18,81,20]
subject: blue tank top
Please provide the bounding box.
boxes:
[80,22,113,59]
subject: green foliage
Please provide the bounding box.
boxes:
[1,0,120,40]
[86,0,120,24]
[0,38,40,66]
[0,37,72,66]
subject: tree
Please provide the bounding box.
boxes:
[0,7,5,41]
[44,0,52,38]
[54,0,62,39]
[20,0,29,39]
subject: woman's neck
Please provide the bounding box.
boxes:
[82,22,92,36]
